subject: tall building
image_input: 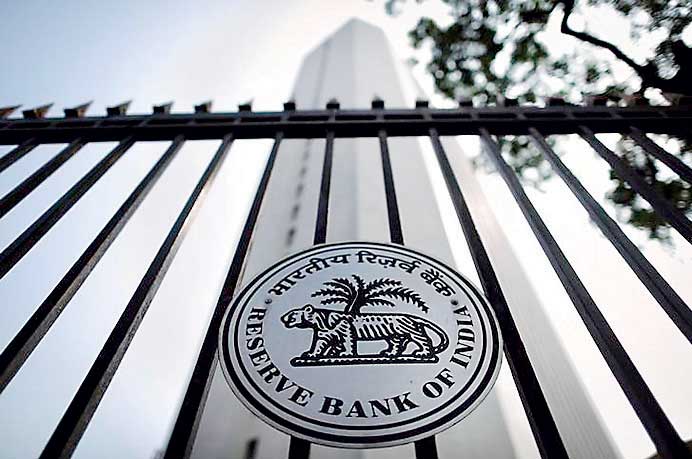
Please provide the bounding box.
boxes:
[189,19,617,459]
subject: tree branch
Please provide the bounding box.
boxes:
[559,0,661,88]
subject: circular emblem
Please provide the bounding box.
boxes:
[219,242,502,448]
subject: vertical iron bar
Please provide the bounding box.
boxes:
[414,436,439,459]
[0,137,185,392]
[0,139,84,218]
[428,128,568,458]
[40,135,233,458]
[283,133,337,459]
[529,128,692,344]
[287,437,311,459]
[0,138,38,174]
[244,438,259,459]
[579,126,692,243]
[479,128,689,459]
[314,132,334,245]
[628,127,692,184]
[378,130,438,458]
[164,133,284,458]
[0,138,135,279]
[378,130,404,245]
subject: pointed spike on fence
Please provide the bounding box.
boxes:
[153,101,173,114]
[547,97,566,106]
[584,95,609,106]
[415,99,429,108]
[678,96,692,106]
[458,97,473,107]
[283,100,296,111]
[497,95,518,107]
[371,97,385,109]
[238,100,253,112]
[326,98,340,110]
[0,105,21,119]
[106,100,131,117]
[194,101,213,113]
[661,92,690,106]
[622,94,649,107]
[64,101,93,118]
[22,103,53,119]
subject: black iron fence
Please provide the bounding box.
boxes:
[0,99,690,459]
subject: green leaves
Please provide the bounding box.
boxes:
[386,0,691,242]
[607,136,692,241]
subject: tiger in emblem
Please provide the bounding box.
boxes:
[280,304,449,360]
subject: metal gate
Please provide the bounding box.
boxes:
[0,99,690,458]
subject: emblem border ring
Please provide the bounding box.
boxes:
[218,241,503,448]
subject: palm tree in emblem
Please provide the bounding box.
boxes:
[311,275,428,314]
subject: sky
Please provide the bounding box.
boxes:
[0,1,691,459]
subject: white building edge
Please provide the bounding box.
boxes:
[190,18,618,459]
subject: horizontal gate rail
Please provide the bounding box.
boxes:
[0,105,691,143]
[0,100,690,459]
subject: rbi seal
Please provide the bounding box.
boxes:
[219,242,502,448]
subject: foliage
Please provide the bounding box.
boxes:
[609,136,692,240]
[311,275,428,314]
[385,0,692,240]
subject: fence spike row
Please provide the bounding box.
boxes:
[497,96,518,107]
[661,92,692,106]
[153,102,173,115]
[547,97,567,107]
[238,100,253,112]
[0,105,21,119]
[666,95,692,106]
[22,103,53,119]
[584,95,609,106]
[0,99,689,459]
[64,101,93,118]
[623,95,649,107]
[326,98,340,110]
[106,100,131,117]
[194,101,213,113]
[457,97,473,107]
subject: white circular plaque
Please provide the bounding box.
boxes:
[219,242,502,448]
